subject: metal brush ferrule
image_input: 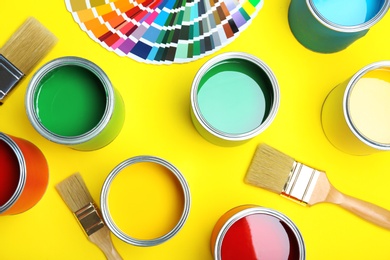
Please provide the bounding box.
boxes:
[74,202,105,236]
[282,162,321,205]
[0,54,24,104]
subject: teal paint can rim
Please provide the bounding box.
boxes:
[25,56,125,151]
[191,52,280,146]
[308,0,389,32]
[288,0,390,53]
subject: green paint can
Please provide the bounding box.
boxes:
[25,56,125,151]
[191,52,280,146]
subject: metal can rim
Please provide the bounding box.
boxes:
[213,206,306,260]
[191,52,280,142]
[343,60,390,150]
[0,132,27,214]
[307,0,390,32]
[25,56,115,145]
[100,155,191,246]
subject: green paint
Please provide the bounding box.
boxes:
[189,25,194,40]
[164,13,173,27]
[167,30,175,43]
[249,0,261,7]
[156,30,165,44]
[72,89,125,150]
[193,41,201,56]
[188,43,194,58]
[176,10,184,24]
[34,65,107,137]
[197,58,272,134]
[184,6,191,22]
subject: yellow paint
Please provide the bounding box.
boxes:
[95,5,114,16]
[348,68,390,144]
[243,1,256,16]
[75,9,95,23]
[68,0,87,11]
[107,162,184,240]
[321,81,378,155]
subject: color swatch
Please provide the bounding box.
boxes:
[65,0,264,64]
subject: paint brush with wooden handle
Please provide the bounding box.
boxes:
[56,173,122,260]
[0,17,57,104]
[245,143,390,230]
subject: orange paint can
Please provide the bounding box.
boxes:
[0,132,49,215]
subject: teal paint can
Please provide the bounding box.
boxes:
[190,52,280,146]
[288,0,390,53]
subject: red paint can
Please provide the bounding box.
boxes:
[211,205,305,260]
[0,132,49,215]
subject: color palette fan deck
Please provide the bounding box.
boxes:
[65,0,264,64]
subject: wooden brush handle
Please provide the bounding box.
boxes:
[328,186,390,230]
[89,227,123,260]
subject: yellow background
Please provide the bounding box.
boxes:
[1,0,390,259]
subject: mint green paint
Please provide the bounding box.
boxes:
[197,58,272,135]
[34,65,107,137]
[176,43,188,59]
[183,6,191,22]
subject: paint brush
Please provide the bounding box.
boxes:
[245,143,390,230]
[56,173,123,260]
[0,17,57,104]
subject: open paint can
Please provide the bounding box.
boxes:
[25,56,125,151]
[321,61,390,155]
[191,52,280,146]
[288,0,390,53]
[211,205,305,260]
[100,156,191,246]
[0,132,49,215]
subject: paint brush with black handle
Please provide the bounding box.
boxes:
[245,143,390,230]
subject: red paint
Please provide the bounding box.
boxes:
[0,140,20,206]
[221,214,300,260]
[0,133,49,215]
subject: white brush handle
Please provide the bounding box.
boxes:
[329,187,390,230]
